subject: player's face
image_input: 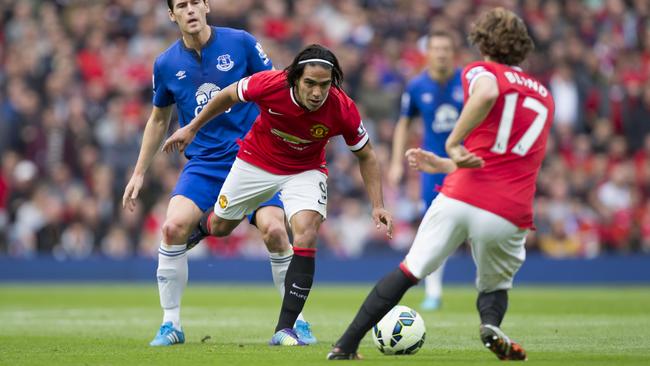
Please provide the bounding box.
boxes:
[427,36,454,74]
[168,0,210,35]
[296,65,333,111]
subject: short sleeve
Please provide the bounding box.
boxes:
[152,58,174,107]
[399,84,418,118]
[243,31,273,74]
[237,70,275,103]
[462,63,497,97]
[341,101,369,151]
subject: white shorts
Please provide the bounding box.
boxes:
[214,158,328,223]
[404,194,527,293]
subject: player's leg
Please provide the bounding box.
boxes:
[420,174,446,311]
[468,209,527,360]
[151,194,202,346]
[270,169,327,346]
[421,261,446,310]
[206,158,280,236]
[253,202,316,344]
[328,194,468,358]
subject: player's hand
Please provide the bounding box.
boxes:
[372,207,393,239]
[447,145,484,169]
[405,148,447,173]
[162,126,197,154]
[387,162,403,188]
[122,173,144,212]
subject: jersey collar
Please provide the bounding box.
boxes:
[181,26,216,55]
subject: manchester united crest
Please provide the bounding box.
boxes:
[218,194,229,209]
[310,124,329,139]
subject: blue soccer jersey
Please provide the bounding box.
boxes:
[400,68,464,206]
[153,26,272,160]
[151,26,279,212]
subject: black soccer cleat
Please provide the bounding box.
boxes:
[326,347,362,360]
[480,324,527,361]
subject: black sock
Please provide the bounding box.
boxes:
[275,248,315,332]
[336,264,418,353]
[198,210,212,236]
[477,290,508,326]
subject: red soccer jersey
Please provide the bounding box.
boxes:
[236,70,369,175]
[441,61,555,228]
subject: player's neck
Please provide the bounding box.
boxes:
[427,68,453,82]
[181,26,212,55]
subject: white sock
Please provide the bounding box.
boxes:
[269,248,305,323]
[425,261,446,299]
[157,242,188,330]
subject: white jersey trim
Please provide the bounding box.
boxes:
[468,71,497,96]
[237,78,248,102]
[348,133,369,152]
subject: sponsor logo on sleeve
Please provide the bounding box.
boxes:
[465,66,486,81]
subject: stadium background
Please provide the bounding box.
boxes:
[1,0,649,282]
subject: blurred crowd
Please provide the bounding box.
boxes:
[2,0,650,261]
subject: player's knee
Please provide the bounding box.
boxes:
[262,223,289,252]
[293,227,318,248]
[162,219,191,244]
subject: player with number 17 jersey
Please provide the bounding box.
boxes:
[236,70,369,175]
[441,61,555,228]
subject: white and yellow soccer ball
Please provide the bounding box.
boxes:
[372,305,426,355]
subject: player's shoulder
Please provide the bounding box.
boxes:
[462,61,498,82]
[155,39,183,63]
[213,26,255,43]
[406,71,430,89]
[329,86,358,113]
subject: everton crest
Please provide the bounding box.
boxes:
[216,54,235,71]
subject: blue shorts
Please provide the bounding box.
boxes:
[171,156,283,224]
[421,172,446,213]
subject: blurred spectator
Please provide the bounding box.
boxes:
[2,0,650,260]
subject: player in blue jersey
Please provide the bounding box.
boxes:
[388,30,464,311]
[122,0,314,346]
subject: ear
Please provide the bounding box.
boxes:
[168,9,176,23]
[205,0,210,14]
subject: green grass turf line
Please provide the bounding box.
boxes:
[1,285,649,365]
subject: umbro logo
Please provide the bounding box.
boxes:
[268,108,284,116]
[176,70,186,80]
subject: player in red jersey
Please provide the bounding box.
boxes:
[162,44,393,346]
[327,8,553,361]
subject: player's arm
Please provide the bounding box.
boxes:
[444,76,497,168]
[122,105,174,211]
[405,148,457,174]
[353,142,393,239]
[388,115,413,186]
[162,82,241,153]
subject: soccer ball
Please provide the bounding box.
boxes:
[371,305,426,355]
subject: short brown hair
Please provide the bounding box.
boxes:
[468,7,534,66]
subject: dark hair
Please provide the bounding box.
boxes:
[285,44,343,88]
[167,0,207,10]
[468,7,534,66]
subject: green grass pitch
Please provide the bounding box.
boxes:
[1,284,649,365]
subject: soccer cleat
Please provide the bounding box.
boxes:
[149,322,185,346]
[269,328,307,346]
[479,324,527,361]
[294,320,317,345]
[420,296,442,311]
[326,347,362,360]
[186,224,208,251]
